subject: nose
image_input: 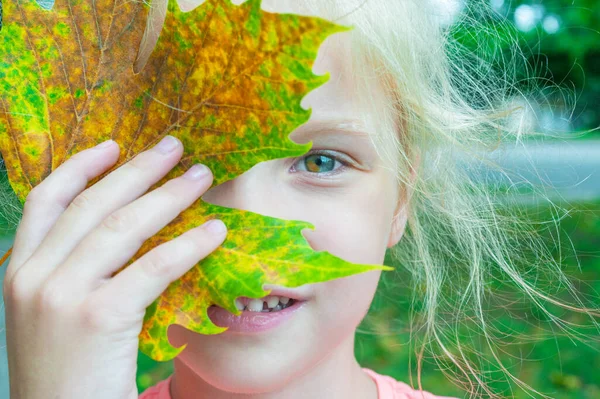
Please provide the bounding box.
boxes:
[201,162,320,251]
[201,162,279,219]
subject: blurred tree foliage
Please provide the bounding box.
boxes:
[357,201,600,399]
[453,0,600,136]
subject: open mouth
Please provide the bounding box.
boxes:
[233,295,297,313]
[207,295,308,333]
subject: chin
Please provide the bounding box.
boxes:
[181,358,301,394]
[167,306,324,394]
[165,273,379,395]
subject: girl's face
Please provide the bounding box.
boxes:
[168,6,407,393]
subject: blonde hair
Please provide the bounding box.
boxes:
[296,0,600,397]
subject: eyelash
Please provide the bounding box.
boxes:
[289,150,350,177]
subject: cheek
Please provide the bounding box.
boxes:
[301,180,395,266]
[203,162,398,267]
[312,269,382,336]
[298,178,395,333]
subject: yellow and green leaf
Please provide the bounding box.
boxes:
[0,0,393,361]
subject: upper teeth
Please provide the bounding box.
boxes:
[266,296,279,308]
[248,299,263,312]
[234,295,293,312]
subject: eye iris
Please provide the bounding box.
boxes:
[305,154,335,173]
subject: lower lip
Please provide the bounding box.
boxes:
[207,300,307,333]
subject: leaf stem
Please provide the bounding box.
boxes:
[0,246,12,267]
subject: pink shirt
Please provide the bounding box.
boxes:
[139,368,459,399]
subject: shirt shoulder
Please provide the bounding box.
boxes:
[362,368,461,399]
[138,375,173,399]
[140,370,459,399]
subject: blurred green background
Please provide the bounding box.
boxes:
[1,0,599,398]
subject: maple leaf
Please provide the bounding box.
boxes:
[0,0,393,361]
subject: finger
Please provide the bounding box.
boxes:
[5,140,120,282]
[90,218,227,314]
[55,163,214,292]
[22,135,184,285]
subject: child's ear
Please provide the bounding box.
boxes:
[387,152,420,248]
[386,203,408,248]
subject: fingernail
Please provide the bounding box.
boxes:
[155,135,179,154]
[182,164,210,180]
[204,219,227,235]
[94,139,115,150]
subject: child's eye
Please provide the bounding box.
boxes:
[290,151,348,175]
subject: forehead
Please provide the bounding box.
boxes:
[299,27,391,148]
[301,33,361,120]
[235,0,391,137]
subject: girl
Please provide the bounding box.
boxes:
[2,0,596,398]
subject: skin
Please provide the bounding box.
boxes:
[168,7,410,398]
[2,2,410,398]
[3,134,226,399]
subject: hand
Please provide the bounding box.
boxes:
[2,135,227,399]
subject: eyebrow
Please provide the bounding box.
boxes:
[290,118,372,142]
